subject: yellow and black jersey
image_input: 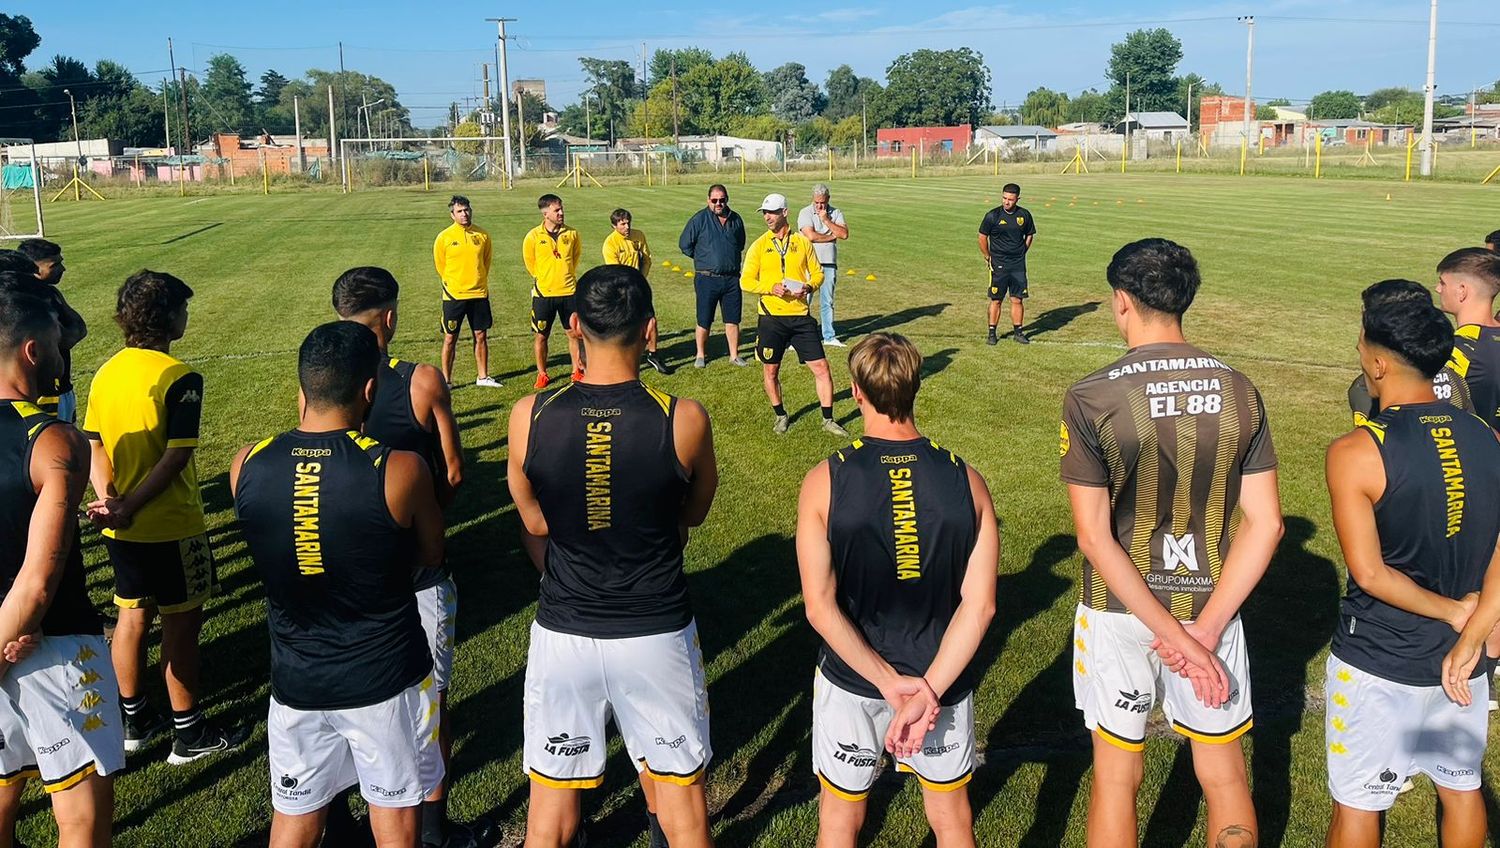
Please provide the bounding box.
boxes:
[1450,324,1500,431]
[1331,403,1500,686]
[234,429,430,710]
[433,222,492,300]
[740,230,823,317]
[822,436,978,705]
[1347,369,1471,426]
[0,400,101,636]
[602,229,651,276]
[523,224,582,298]
[523,380,691,639]
[1060,342,1278,621]
[81,348,206,543]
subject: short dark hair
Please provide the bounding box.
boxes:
[1484,230,1500,247]
[448,195,470,210]
[332,266,400,317]
[708,184,728,198]
[0,250,37,276]
[1002,183,1021,195]
[0,273,58,355]
[15,239,60,262]
[299,321,380,409]
[610,208,632,226]
[116,270,193,348]
[1106,238,1200,318]
[538,193,561,210]
[575,264,653,342]
[1361,279,1453,380]
[1437,246,1500,299]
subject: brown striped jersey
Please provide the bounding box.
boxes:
[1060,342,1278,621]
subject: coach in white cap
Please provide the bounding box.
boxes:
[798,184,849,346]
[741,193,848,436]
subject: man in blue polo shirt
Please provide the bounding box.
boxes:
[679,184,747,368]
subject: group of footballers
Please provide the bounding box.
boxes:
[1,192,1500,848]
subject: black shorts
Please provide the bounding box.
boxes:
[695,274,743,329]
[989,266,1029,300]
[441,297,493,335]
[104,534,216,614]
[531,294,576,336]
[755,315,825,365]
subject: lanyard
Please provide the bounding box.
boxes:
[772,233,791,275]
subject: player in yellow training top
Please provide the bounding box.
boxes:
[603,208,672,375]
[433,195,499,389]
[83,270,249,765]
[522,193,583,389]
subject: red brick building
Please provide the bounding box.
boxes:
[875,125,971,157]
[207,133,330,177]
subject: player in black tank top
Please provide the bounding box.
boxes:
[508,264,718,848]
[1326,280,1500,847]
[797,332,998,845]
[231,322,445,847]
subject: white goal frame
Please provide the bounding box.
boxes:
[338,136,514,193]
[0,139,45,240]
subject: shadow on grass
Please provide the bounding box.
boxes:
[1022,301,1101,338]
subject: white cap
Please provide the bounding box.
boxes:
[757,193,788,212]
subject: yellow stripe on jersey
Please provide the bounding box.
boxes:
[639,383,673,417]
[1358,420,1387,444]
[532,384,575,421]
[245,436,275,462]
[1457,324,1483,340]
[1449,346,1472,378]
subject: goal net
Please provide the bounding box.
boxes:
[0,139,45,240]
[338,136,515,193]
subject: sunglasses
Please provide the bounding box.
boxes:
[708,198,727,204]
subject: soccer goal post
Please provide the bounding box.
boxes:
[338,136,515,193]
[0,139,46,240]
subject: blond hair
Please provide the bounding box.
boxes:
[848,332,922,422]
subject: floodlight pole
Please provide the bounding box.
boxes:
[487,17,517,188]
[1239,16,1254,146]
[1419,0,1438,176]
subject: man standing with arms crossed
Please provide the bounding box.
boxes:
[797,185,850,348]
[231,322,444,848]
[523,194,584,388]
[742,193,848,437]
[797,332,998,847]
[508,265,718,848]
[977,184,1036,345]
[433,195,500,389]
[0,280,123,847]
[679,185,747,368]
[1324,280,1500,848]
[1061,239,1283,847]
[83,271,246,764]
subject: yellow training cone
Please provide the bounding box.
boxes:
[684,271,694,278]
[865,274,877,281]
[846,269,855,276]
[1385,193,1392,201]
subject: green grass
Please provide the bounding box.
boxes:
[14,172,1500,847]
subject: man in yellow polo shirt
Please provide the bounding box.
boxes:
[522,193,583,388]
[603,208,671,375]
[82,270,247,765]
[742,193,848,436]
[433,195,500,389]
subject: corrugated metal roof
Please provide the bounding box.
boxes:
[1122,111,1188,127]
[977,125,1058,138]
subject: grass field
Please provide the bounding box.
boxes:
[14,172,1500,847]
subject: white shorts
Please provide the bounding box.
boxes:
[0,634,124,793]
[1325,654,1488,811]
[1072,604,1253,751]
[523,620,711,790]
[416,576,457,692]
[267,675,443,814]
[811,669,974,801]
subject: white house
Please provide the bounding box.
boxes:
[973,125,1059,155]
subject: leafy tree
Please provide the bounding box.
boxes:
[452,120,483,153]
[504,89,554,150]
[579,57,638,143]
[279,69,412,144]
[794,116,834,150]
[0,13,39,83]
[822,64,881,123]
[678,53,768,135]
[1266,97,1291,107]
[628,80,677,138]
[765,62,823,123]
[1255,104,1278,120]
[1175,73,1221,129]
[1309,89,1361,120]
[256,70,290,108]
[1363,87,1411,112]
[647,47,713,88]
[81,84,164,147]
[1020,87,1069,127]
[883,48,991,127]
[828,114,864,149]
[1105,28,1184,119]
[726,114,787,142]
[199,53,254,132]
[1065,89,1112,124]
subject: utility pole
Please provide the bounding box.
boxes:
[293,94,305,172]
[327,84,337,170]
[178,68,192,158]
[585,93,592,142]
[338,41,347,155]
[487,17,516,188]
[671,55,680,145]
[1186,80,1194,137]
[517,92,527,172]
[1239,16,1255,144]
[861,90,868,158]
[1419,0,1438,176]
[1124,70,1131,160]
[164,39,176,151]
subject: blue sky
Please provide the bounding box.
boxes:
[12,0,1498,126]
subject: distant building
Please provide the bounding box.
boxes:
[206,132,331,177]
[513,79,547,103]
[973,125,1058,155]
[1115,111,1189,142]
[875,125,971,157]
[1304,120,1409,146]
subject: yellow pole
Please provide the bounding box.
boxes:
[1120,136,1127,174]
[179,162,185,197]
[1258,132,1265,155]
[1239,138,1247,176]
[1482,163,1500,185]
[740,157,746,185]
[1314,133,1323,178]
[911,147,916,178]
[1175,140,1182,173]
[1432,135,1438,172]
[133,155,140,189]
[993,149,998,176]
[72,164,80,201]
[827,146,832,181]
[263,156,269,195]
[228,162,235,186]
[1405,134,1415,181]
[423,157,430,191]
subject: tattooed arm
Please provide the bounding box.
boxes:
[0,425,89,675]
